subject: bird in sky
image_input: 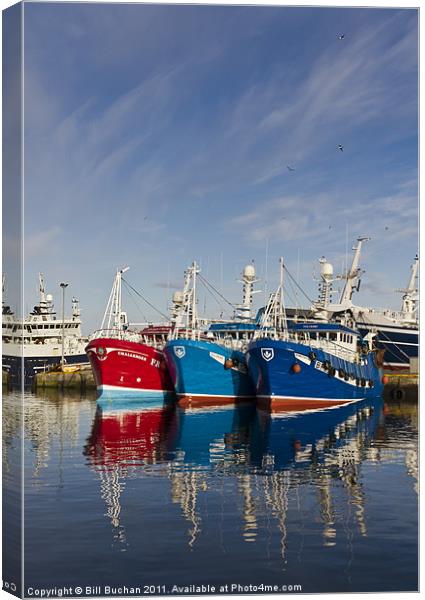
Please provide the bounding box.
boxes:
[337,33,345,40]
[286,165,295,172]
[337,144,344,152]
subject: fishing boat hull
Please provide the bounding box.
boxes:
[86,337,174,398]
[247,338,384,411]
[164,339,256,406]
[2,351,89,387]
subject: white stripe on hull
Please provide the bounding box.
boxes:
[379,340,418,346]
[177,392,254,399]
[99,384,174,394]
[257,394,365,403]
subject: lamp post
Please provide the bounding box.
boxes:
[60,283,68,367]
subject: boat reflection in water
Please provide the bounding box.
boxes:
[84,394,179,547]
[84,395,256,547]
[85,393,385,553]
[6,388,415,592]
[250,396,383,550]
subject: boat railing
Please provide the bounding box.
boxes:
[307,338,358,362]
[89,328,145,343]
[253,329,360,363]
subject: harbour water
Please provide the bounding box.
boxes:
[3,389,418,595]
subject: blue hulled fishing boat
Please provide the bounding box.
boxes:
[164,262,259,406]
[247,259,385,411]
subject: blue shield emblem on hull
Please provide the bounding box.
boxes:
[174,346,186,359]
[261,348,274,362]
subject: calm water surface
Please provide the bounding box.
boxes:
[3,389,418,595]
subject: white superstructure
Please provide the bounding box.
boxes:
[2,273,88,366]
[311,238,419,330]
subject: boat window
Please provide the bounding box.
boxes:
[318,332,327,340]
[310,332,317,340]
[329,332,337,341]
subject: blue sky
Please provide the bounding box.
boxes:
[15,3,418,332]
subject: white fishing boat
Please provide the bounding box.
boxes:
[285,238,418,370]
[2,273,89,386]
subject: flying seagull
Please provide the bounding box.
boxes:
[337,33,345,40]
[286,165,295,172]
[337,144,344,152]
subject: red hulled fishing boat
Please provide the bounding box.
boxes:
[86,268,177,397]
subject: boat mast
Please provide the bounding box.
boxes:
[190,261,199,339]
[277,257,287,332]
[101,267,129,335]
[397,254,418,318]
[260,257,287,334]
[236,263,260,321]
[313,257,335,318]
[39,273,46,304]
[172,261,200,339]
[339,236,370,306]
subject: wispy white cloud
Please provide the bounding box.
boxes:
[227,177,418,251]
[25,226,62,256]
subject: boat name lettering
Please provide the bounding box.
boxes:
[209,351,225,364]
[117,351,147,361]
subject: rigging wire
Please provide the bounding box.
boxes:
[197,273,236,312]
[122,278,169,321]
[123,288,149,323]
[284,266,314,305]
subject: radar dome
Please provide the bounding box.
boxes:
[46,294,53,302]
[243,264,256,279]
[321,262,334,278]
[172,291,184,304]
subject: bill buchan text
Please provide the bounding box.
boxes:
[26,583,303,597]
